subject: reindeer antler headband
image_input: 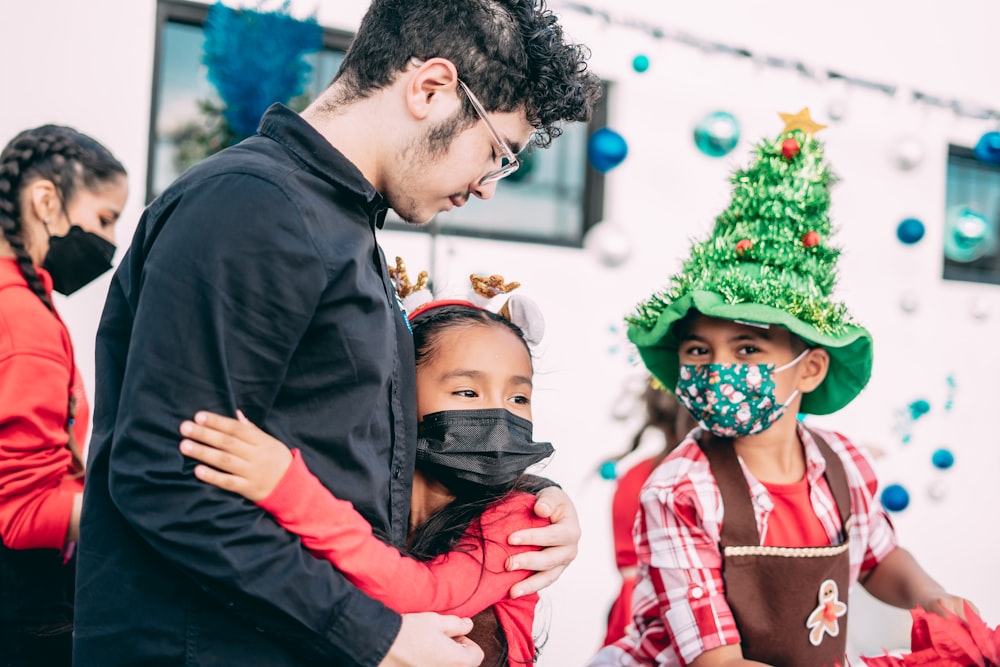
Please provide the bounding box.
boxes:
[388,257,545,347]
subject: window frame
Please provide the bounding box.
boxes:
[147,0,607,246]
[942,143,1000,286]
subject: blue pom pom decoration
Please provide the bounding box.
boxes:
[931,448,955,470]
[203,1,323,140]
[599,460,618,480]
[896,218,925,245]
[881,484,910,512]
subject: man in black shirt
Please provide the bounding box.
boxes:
[74,1,602,666]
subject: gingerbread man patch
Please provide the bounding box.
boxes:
[805,579,847,646]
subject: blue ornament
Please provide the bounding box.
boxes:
[973,131,1000,165]
[632,54,650,73]
[931,448,955,470]
[599,460,618,480]
[693,111,740,158]
[943,206,992,263]
[881,484,910,512]
[588,128,629,173]
[896,218,925,245]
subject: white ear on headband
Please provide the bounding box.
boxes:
[498,294,545,347]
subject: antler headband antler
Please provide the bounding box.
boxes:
[390,257,545,347]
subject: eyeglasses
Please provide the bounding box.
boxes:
[456,79,520,186]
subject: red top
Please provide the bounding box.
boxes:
[604,456,659,646]
[0,258,87,550]
[259,450,548,666]
[611,457,659,570]
[760,476,831,548]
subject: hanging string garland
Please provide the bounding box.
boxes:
[553,2,1000,123]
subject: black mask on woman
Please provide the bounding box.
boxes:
[43,225,116,295]
[416,409,554,487]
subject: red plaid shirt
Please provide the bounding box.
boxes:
[589,424,897,666]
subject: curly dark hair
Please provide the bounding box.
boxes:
[332,0,602,148]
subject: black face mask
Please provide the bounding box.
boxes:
[416,409,554,487]
[42,225,116,295]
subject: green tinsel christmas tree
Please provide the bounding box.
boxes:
[627,109,874,416]
[631,108,853,336]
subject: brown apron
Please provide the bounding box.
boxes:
[700,429,853,667]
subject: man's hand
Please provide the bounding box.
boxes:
[378,613,483,667]
[505,485,580,598]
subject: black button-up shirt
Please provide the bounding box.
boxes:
[75,104,416,666]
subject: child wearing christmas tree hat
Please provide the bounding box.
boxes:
[589,109,976,667]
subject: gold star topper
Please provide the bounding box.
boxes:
[778,107,827,136]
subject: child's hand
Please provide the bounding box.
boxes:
[920,592,980,621]
[179,410,292,503]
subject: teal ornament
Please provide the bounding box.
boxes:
[973,131,1000,166]
[943,206,992,263]
[693,111,740,158]
[896,218,925,245]
[632,54,650,73]
[908,399,931,419]
[588,128,629,173]
[931,448,955,470]
[881,484,910,512]
[599,460,618,480]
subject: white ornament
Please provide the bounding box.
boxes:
[927,478,948,501]
[827,99,847,122]
[584,221,632,268]
[899,292,919,314]
[893,137,924,171]
[971,296,990,321]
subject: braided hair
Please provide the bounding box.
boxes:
[0,125,126,311]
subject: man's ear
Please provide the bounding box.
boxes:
[404,57,461,121]
[796,347,830,393]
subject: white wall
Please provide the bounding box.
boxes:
[3,1,998,664]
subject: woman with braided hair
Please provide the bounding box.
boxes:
[0,124,127,666]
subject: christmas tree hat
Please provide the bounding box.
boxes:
[627,108,872,415]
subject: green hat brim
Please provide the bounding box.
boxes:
[627,290,872,415]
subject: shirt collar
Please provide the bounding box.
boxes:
[797,421,828,485]
[256,103,389,228]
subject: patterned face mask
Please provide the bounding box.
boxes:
[675,349,809,437]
